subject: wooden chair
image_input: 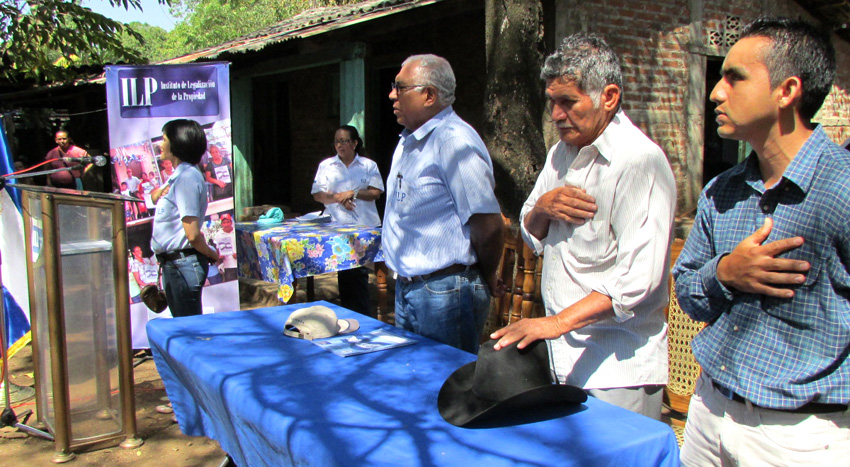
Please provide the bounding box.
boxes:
[664,238,704,446]
[488,217,545,335]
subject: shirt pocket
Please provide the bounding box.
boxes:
[564,219,613,264]
[393,174,447,219]
[772,232,822,288]
[760,237,823,323]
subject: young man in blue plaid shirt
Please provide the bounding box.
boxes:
[673,17,850,465]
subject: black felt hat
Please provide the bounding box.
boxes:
[438,339,587,427]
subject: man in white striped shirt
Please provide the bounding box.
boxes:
[491,34,676,420]
[383,54,504,354]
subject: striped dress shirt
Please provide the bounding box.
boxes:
[521,111,676,389]
[382,106,501,277]
[673,126,850,409]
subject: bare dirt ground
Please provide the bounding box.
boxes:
[0,274,356,466]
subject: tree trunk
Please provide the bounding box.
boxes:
[484,0,547,223]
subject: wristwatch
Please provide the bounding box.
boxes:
[352,190,358,200]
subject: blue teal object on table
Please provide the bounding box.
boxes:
[147,301,682,467]
[257,207,285,224]
[234,221,384,302]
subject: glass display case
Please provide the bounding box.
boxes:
[20,186,141,463]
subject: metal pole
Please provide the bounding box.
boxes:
[1,250,13,412]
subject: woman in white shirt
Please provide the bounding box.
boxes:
[311,125,384,315]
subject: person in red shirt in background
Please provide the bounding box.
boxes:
[44,130,92,189]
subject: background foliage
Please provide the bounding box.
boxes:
[160,0,360,60]
[1,0,362,83]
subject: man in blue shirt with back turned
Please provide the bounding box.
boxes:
[673,16,850,465]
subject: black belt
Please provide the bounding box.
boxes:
[711,380,848,414]
[156,248,201,263]
[398,264,474,284]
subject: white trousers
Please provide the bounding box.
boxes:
[681,373,850,466]
[587,385,664,421]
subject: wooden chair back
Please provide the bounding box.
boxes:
[664,238,704,444]
[488,217,545,335]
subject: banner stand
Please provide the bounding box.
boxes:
[105,63,238,349]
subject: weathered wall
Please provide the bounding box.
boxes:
[241,4,486,216]
[239,0,850,222]
[553,0,850,222]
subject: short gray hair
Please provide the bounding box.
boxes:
[402,54,456,106]
[540,33,623,107]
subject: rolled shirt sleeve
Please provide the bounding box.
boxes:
[598,149,676,322]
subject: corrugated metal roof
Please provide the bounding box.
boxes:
[160,0,447,64]
[145,0,850,67]
[7,0,848,96]
[1,0,447,93]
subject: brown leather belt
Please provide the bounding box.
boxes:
[712,380,848,414]
[397,264,473,284]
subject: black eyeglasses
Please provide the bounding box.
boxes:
[391,81,427,94]
[333,139,352,146]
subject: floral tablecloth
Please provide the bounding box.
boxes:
[235,221,384,302]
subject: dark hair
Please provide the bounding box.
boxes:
[162,119,207,165]
[336,125,366,156]
[740,16,835,121]
[55,129,72,144]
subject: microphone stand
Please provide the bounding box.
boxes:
[0,164,87,191]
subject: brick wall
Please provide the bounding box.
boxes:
[555,0,850,217]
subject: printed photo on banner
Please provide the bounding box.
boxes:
[203,209,238,284]
[201,119,233,203]
[126,207,238,308]
[110,140,158,222]
[126,221,157,306]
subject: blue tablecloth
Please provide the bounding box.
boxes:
[235,221,384,302]
[147,302,681,467]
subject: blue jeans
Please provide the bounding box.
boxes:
[394,269,490,353]
[162,254,209,318]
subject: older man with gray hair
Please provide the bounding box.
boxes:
[383,54,504,354]
[490,34,676,419]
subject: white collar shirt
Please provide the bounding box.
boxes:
[383,106,501,277]
[311,154,384,226]
[520,111,676,389]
